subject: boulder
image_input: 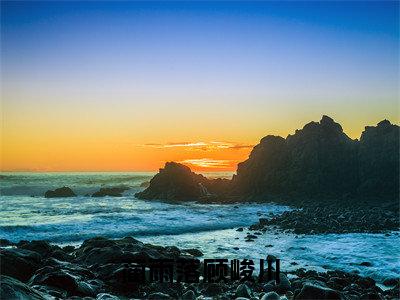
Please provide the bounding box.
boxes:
[261,292,280,300]
[96,293,120,300]
[204,283,225,296]
[184,248,203,257]
[382,277,399,287]
[235,283,252,298]
[44,186,76,198]
[92,187,128,197]
[18,240,57,258]
[135,162,230,201]
[29,266,101,297]
[0,275,53,300]
[0,248,41,282]
[0,238,14,247]
[295,283,341,300]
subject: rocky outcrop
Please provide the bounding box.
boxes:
[135,162,230,201]
[137,116,399,204]
[358,120,399,199]
[44,186,76,198]
[232,116,399,203]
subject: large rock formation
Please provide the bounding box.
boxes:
[232,116,359,200]
[137,116,399,204]
[233,116,399,202]
[357,120,399,199]
[135,162,230,201]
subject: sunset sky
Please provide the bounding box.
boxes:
[1,1,399,172]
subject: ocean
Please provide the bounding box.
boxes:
[0,172,399,283]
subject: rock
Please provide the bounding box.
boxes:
[204,283,224,296]
[246,234,258,239]
[263,283,275,293]
[0,239,14,247]
[148,292,171,299]
[359,261,372,267]
[18,240,56,257]
[182,289,196,300]
[29,265,101,297]
[62,245,75,253]
[261,292,280,300]
[92,187,128,197]
[235,283,252,298]
[135,162,230,202]
[44,186,76,198]
[276,273,291,293]
[356,277,375,289]
[237,228,244,232]
[0,248,41,282]
[184,248,203,257]
[382,277,399,286]
[50,249,73,261]
[232,116,399,204]
[96,293,120,300]
[295,283,341,300]
[358,119,399,199]
[0,275,53,300]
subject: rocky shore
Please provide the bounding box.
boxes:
[249,201,399,235]
[1,237,399,299]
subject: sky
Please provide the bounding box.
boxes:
[1,1,399,172]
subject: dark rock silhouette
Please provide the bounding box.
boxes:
[357,119,399,199]
[233,115,359,200]
[44,187,76,198]
[92,187,128,197]
[135,162,230,201]
[136,116,399,204]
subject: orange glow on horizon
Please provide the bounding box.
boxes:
[1,111,398,173]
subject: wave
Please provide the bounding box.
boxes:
[0,220,246,243]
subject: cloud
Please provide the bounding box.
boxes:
[179,158,234,168]
[141,141,253,151]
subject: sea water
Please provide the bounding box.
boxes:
[0,172,399,282]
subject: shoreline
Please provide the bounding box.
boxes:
[1,236,399,300]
